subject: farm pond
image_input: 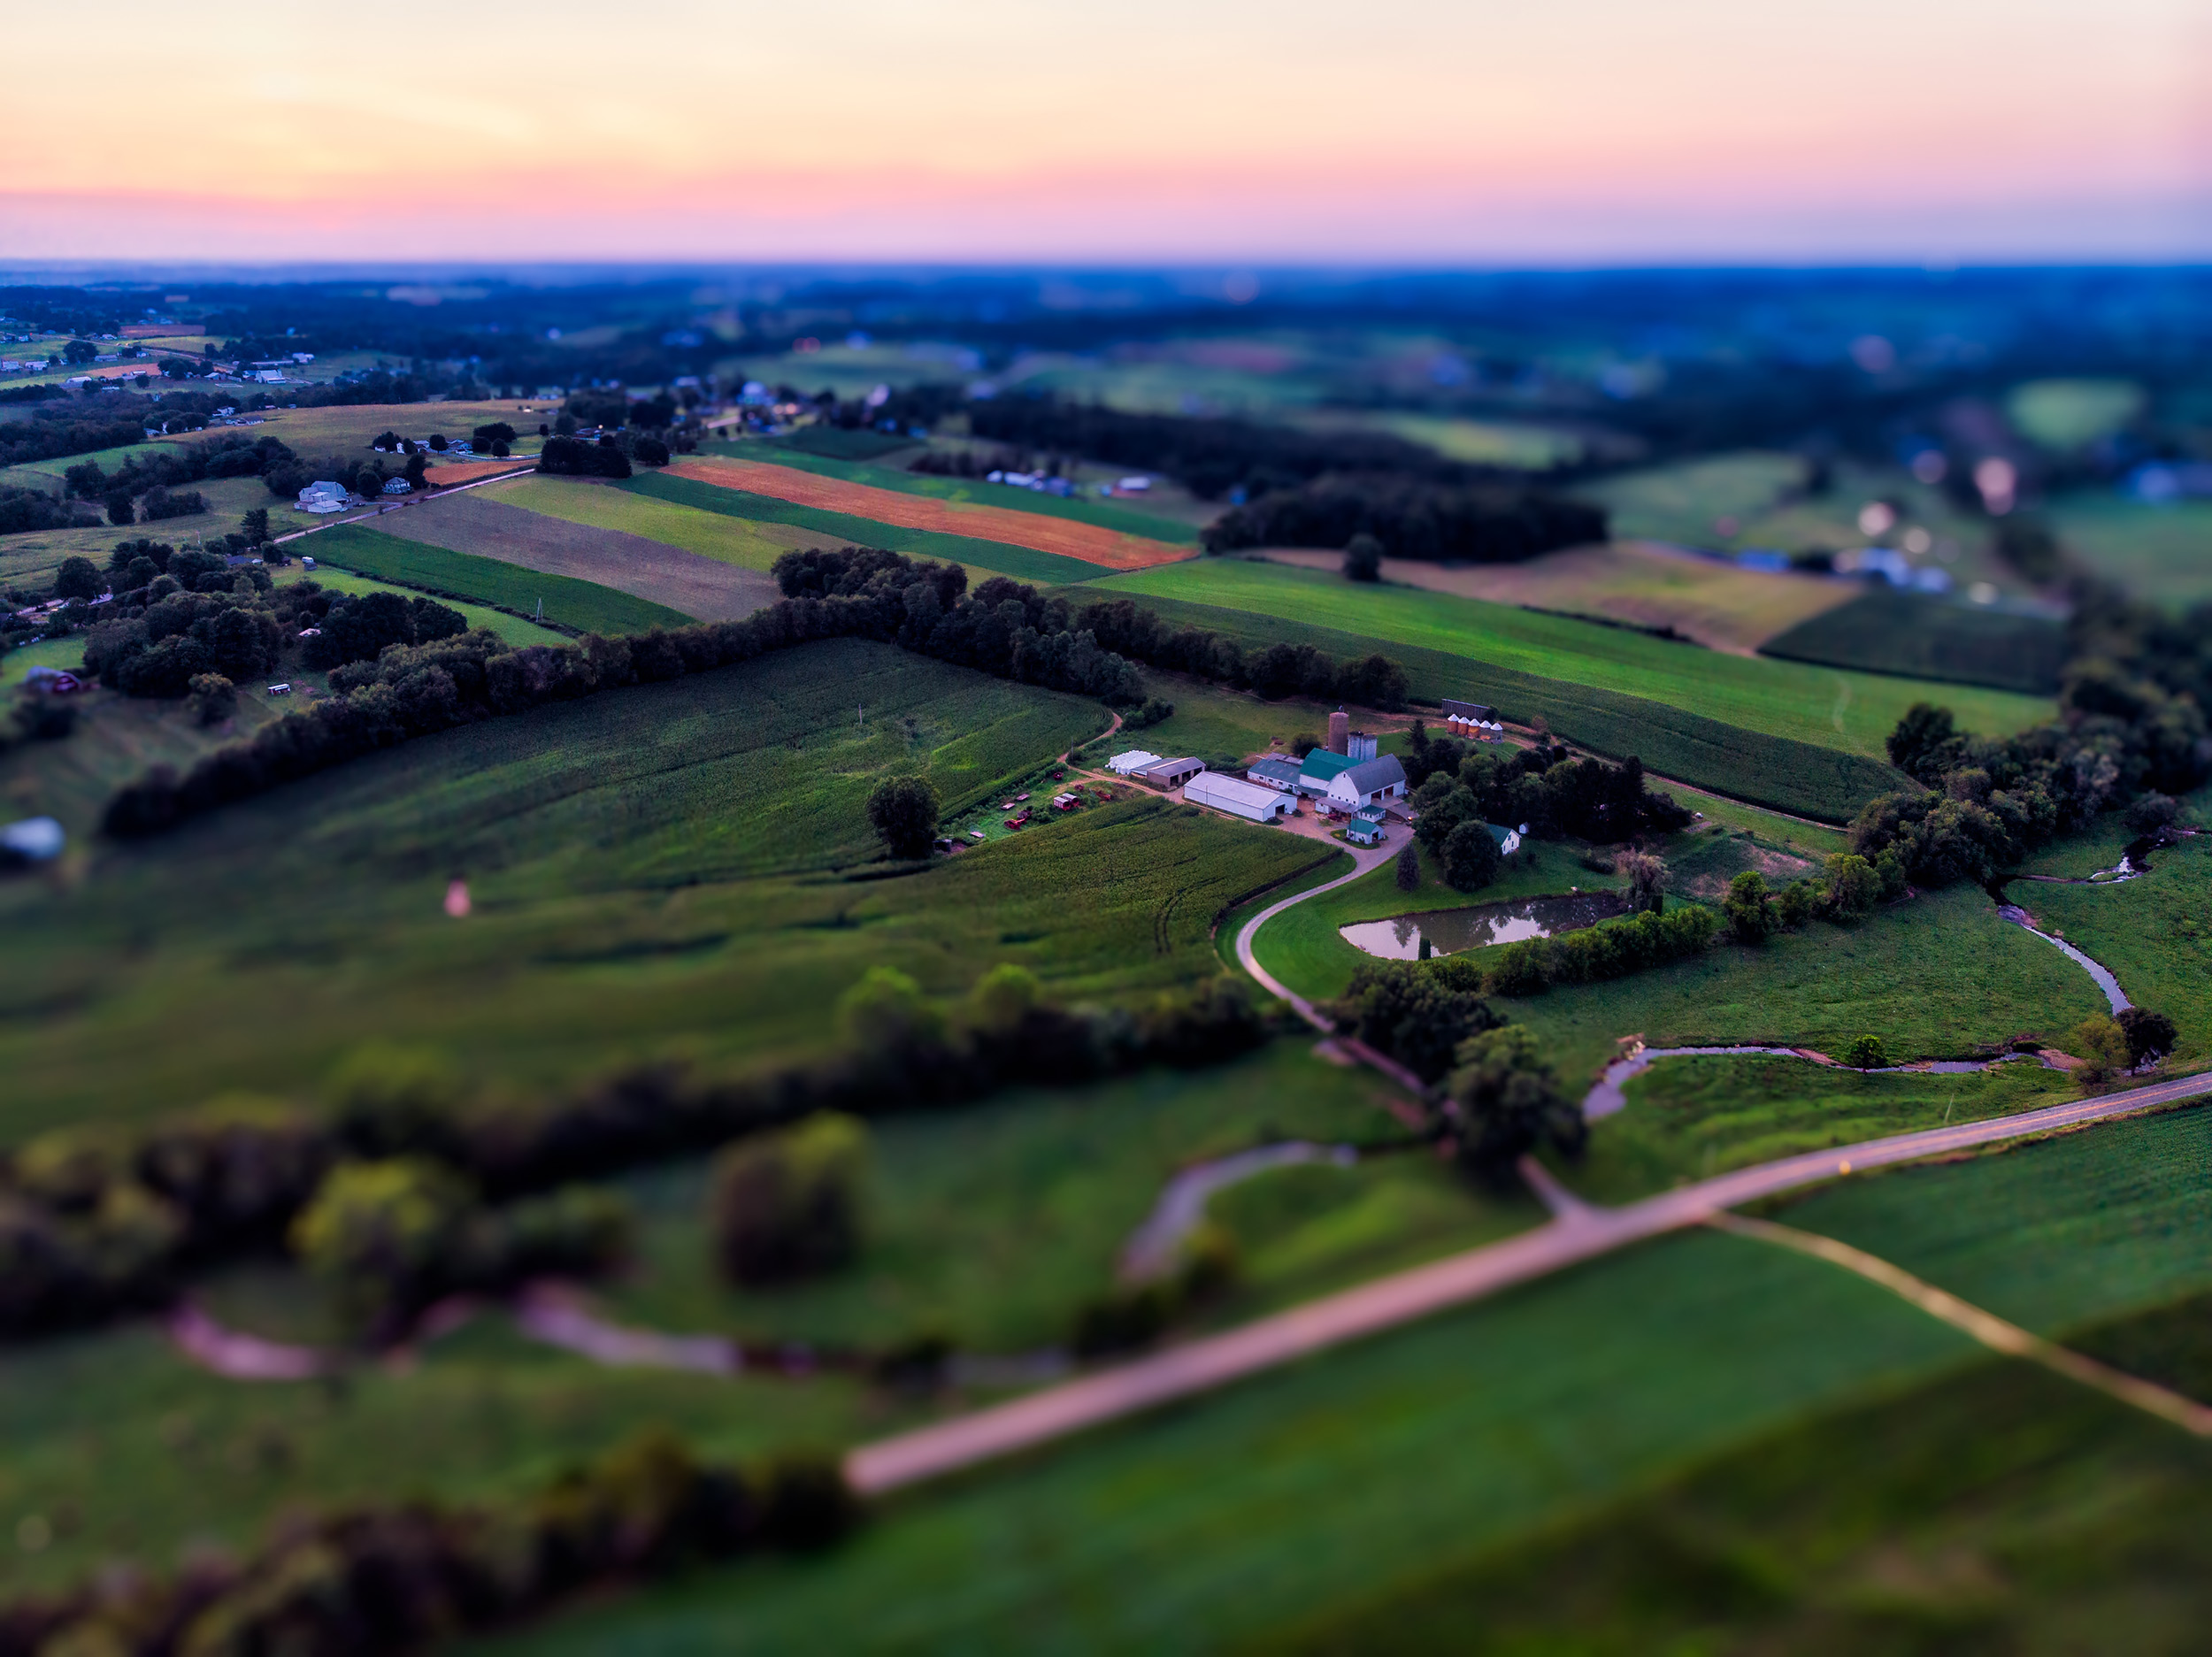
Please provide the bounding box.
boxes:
[1340,891,1629,960]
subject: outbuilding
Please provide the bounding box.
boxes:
[1344,806,1388,846]
[1106,748,1163,776]
[1134,756,1205,790]
[1324,754,1409,810]
[1245,756,1303,793]
[1187,771,1294,823]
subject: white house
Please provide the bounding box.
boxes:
[296,480,350,513]
[1323,755,1409,811]
[1106,748,1163,776]
[1186,771,1294,823]
[380,477,413,495]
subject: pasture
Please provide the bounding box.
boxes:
[303,521,695,633]
[626,471,1114,587]
[1759,587,2070,694]
[2049,494,2212,607]
[1092,559,2050,760]
[664,456,1194,572]
[1260,541,1853,653]
[330,495,777,621]
[242,400,565,457]
[0,640,1344,1132]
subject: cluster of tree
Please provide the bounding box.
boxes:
[81,558,289,698]
[907,446,1026,479]
[0,404,146,470]
[1331,955,1504,1084]
[292,1157,631,1339]
[1410,736,1693,850]
[0,1431,855,1657]
[536,433,635,478]
[1436,1024,1586,1183]
[710,1113,867,1285]
[1073,595,1409,709]
[303,588,470,671]
[63,430,288,514]
[0,485,82,534]
[1486,903,1722,996]
[2069,1007,2179,1083]
[1202,475,1608,563]
[964,393,1515,500]
[1713,858,1893,946]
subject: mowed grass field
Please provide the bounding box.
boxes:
[1092,560,2050,760]
[303,521,692,633]
[662,456,1194,572]
[243,400,564,457]
[2050,495,2212,607]
[0,639,1345,1132]
[1261,541,1853,654]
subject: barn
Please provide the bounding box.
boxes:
[1186,771,1294,823]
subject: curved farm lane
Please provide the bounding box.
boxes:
[845,1062,2212,1496]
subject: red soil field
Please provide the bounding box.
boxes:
[423,458,534,486]
[664,456,1192,571]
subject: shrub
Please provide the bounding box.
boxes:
[1842,1034,1887,1070]
[1823,852,1881,918]
[289,1157,476,1337]
[1723,871,1778,942]
[710,1113,870,1286]
[1441,817,1501,891]
[1330,958,1502,1083]
[2116,1006,2177,1067]
[50,556,100,601]
[2070,1013,2131,1082]
[186,671,236,725]
[1394,840,1421,892]
[1618,849,1667,913]
[1342,533,1383,582]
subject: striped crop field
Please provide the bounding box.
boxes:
[664,456,1195,572]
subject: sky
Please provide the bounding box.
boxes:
[4,0,2206,265]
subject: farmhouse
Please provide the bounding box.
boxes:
[1245,756,1303,793]
[1133,756,1206,790]
[1186,771,1294,823]
[296,480,349,513]
[1324,755,1409,811]
[380,478,413,495]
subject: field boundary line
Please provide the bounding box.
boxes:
[843,1064,2212,1494]
[1706,1211,2212,1437]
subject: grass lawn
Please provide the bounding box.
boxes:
[288,566,570,647]
[594,1040,1517,1357]
[303,521,693,633]
[1091,560,2049,762]
[488,473,803,572]
[2005,833,2212,1062]
[0,640,1342,1135]
[476,1227,1974,1657]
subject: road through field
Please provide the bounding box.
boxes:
[847,1062,2212,1495]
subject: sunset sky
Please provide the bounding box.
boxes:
[6,0,2205,264]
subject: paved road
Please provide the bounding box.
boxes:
[1232,838,1397,1030]
[846,1062,2212,1495]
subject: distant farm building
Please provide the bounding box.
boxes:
[380,478,412,495]
[1186,771,1294,823]
[1133,756,1206,790]
[1324,755,1409,811]
[1245,756,1303,793]
[1106,748,1163,775]
[296,480,349,513]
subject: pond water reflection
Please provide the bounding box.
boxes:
[1340,891,1629,960]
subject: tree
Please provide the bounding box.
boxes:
[186,672,236,725]
[240,507,272,546]
[1823,853,1880,918]
[427,433,447,451]
[63,339,97,365]
[634,436,672,467]
[1617,849,1666,913]
[1342,533,1383,583]
[289,1157,474,1337]
[865,775,939,858]
[2116,1007,2177,1068]
[2070,1013,2131,1082]
[1394,840,1421,892]
[1886,702,1958,781]
[1842,1034,1887,1070]
[710,1114,869,1285]
[104,491,134,527]
[2124,793,2178,837]
[1442,818,1501,892]
[1445,1024,1584,1183]
[51,556,100,602]
[403,451,429,489]
[1723,871,1778,942]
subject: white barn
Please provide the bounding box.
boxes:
[1186,771,1294,823]
[1324,755,1409,810]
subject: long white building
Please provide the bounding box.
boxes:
[1185,771,1295,823]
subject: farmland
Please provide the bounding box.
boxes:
[1260,540,1853,653]
[2049,494,2212,606]
[302,520,696,633]
[0,639,1341,1131]
[325,493,778,621]
[1070,583,1917,824]
[1758,586,2070,694]
[488,472,810,571]
[626,470,1114,587]
[1090,559,2051,762]
[291,565,570,647]
[664,455,1194,571]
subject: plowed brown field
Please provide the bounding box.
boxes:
[665,456,1192,571]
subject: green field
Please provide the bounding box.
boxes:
[712,440,1206,545]
[302,522,693,634]
[290,566,570,648]
[1090,560,2050,763]
[626,472,1117,587]
[2049,494,2212,607]
[488,473,798,571]
[1071,583,1918,824]
[2007,835,2211,1062]
[2008,377,2144,450]
[1759,587,2069,694]
[0,640,1345,1132]
[1577,451,1809,545]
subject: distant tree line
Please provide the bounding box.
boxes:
[0,1430,853,1657]
[1074,595,1409,709]
[1201,475,1607,562]
[0,404,147,470]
